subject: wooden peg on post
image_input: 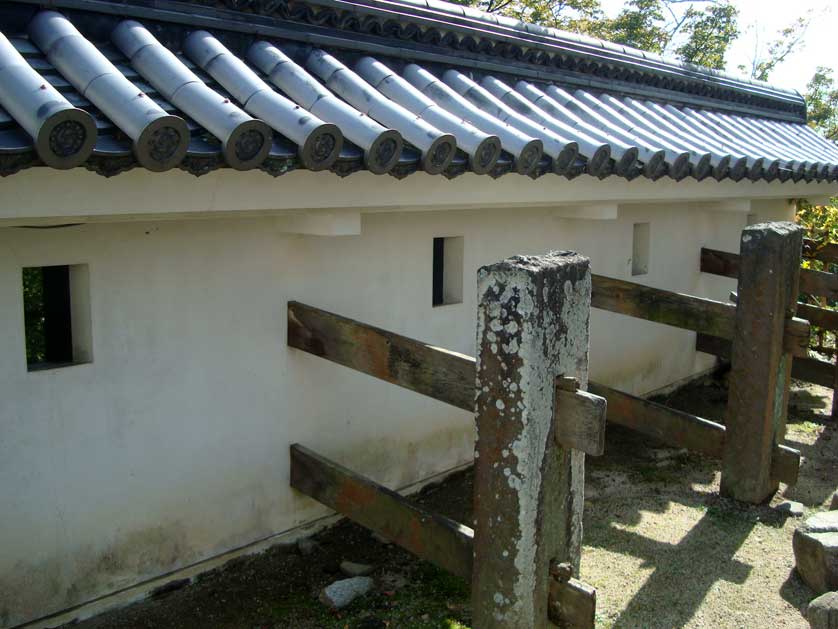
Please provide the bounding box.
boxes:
[472,251,594,628]
[721,222,804,504]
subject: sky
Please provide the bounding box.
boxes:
[599,0,836,94]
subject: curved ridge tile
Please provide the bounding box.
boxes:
[249,41,403,175]
[113,21,272,171]
[403,64,542,175]
[183,31,342,171]
[0,32,96,169]
[356,56,501,175]
[28,11,189,171]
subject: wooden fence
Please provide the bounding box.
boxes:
[701,235,838,418]
[288,253,605,628]
[285,223,808,626]
[589,221,806,503]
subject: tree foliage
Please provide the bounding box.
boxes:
[674,3,738,70]
[604,0,668,54]
[495,0,604,31]
[806,67,838,141]
[22,267,45,364]
[459,0,741,69]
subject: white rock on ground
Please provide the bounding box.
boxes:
[340,561,374,577]
[319,577,374,609]
[807,591,838,628]
[777,500,806,518]
[794,512,838,593]
[297,538,318,556]
[371,532,392,545]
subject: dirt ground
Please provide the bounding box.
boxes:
[62,371,838,629]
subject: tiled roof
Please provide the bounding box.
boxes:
[0,4,837,182]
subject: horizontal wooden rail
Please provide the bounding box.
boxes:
[588,382,801,485]
[701,247,838,301]
[289,303,606,455]
[591,274,736,339]
[697,333,834,389]
[290,443,473,579]
[290,444,595,626]
[803,238,838,265]
[797,302,838,331]
[288,301,475,412]
[590,274,810,357]
[288,303,802,484]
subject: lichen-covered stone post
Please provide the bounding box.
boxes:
[472,252,591,628]
[721,222,803,504]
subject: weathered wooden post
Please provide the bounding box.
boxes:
[472,251,599,628]
[721,222,804,504]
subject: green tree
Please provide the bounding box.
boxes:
[22,267,45,364]
[503,0,603,31]
[458,0,741,70]
[806,67,838,141]
[604,0,668,53]
[675,3,738,70]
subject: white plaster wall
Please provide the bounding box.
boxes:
[0,199,778,626]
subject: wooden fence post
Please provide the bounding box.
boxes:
[721,222,804,504]
[472,251,592,628]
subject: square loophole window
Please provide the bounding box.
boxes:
[631,223,650,276]
[22,264,92,371]
[432,236,464,307]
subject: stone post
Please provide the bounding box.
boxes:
[721,222,803,503]
[472,251,591,628]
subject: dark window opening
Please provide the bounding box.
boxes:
[22,264,91,370]
[432,236,464,307]
[631,223,650,276]
[432,237,445,306]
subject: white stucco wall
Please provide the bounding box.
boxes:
[0,169,804,627]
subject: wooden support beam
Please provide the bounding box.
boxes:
[287,300,802,480]
[697,333,834,389]
[290,444,473,580]
[287,301,475,412]
[721,222,804,503]
[555,379,607,457]
[699,247,740,280]
[797,302,838,332]
[473,252,593,628]
[290,444,595,625]
[591,273,735,339]
[588,381,800,485]
[800,267,838,302]
[289,303,606,453]
[548,564,596,628]
[702,247,838,301]
[591,273,810,357]
[803,238,838,265]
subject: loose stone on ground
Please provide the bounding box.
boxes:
[807,591,838,628]
[297,537,318,556]
[340,560,374,577]
[776,500,806,518]
[319,576,374,609]
[794,511,838,593]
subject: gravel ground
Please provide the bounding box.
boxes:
[62,374,838,629]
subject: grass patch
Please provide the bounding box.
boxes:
[788,420,824,436]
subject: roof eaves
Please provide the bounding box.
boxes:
[5,0,807,120]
